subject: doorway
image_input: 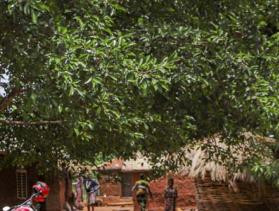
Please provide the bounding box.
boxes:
[121,173,133,197]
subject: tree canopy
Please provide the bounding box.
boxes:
[0,0,278,180]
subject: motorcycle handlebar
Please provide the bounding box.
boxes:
[2,191,42,211]
[10,191,42,209]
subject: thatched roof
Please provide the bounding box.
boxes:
[180,133,275,188]
[181,146,255,184]
[96,156,152,172]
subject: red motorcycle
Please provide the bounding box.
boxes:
[2,182,49,211]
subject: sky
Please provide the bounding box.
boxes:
[0,73,9,97]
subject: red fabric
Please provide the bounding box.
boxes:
[14,206,33,211]
[32,181,50,202]
[33,195,45,202]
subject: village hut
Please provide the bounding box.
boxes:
[0,152,68,211]
[0,153,96,211]
[179,133,279,211]
[96,156,152,197]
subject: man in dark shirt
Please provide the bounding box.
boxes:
[84,176,100,211]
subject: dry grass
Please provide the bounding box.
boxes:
[179,133,275,190]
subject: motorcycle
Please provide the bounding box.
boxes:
[2,181,49,211]
[2,192,41,211]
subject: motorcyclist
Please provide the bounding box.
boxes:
[32,181,50,211]
[2,181,49,211]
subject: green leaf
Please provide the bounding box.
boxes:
[31,10,37,23]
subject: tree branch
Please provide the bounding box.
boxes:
[0,88,25,113]
[0,119,64,125]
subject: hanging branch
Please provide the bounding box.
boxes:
[0,119,64,125]
[0,88,64,126]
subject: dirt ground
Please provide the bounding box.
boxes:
[83,207,195,211]
[83,206,133,211]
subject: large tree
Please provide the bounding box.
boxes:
[0,0,278,179]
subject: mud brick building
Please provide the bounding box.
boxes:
[97,157,152,197]
[0,152,71,211]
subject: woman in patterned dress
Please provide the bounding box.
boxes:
[75,175,84,209]
[164,177,177,211]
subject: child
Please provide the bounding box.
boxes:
[164,177,177,211]
[75,175,84,209]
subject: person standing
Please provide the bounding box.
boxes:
[132,174,153,211]
[75,175,84,210]
[164,177,177,211]
[84,175,100,211]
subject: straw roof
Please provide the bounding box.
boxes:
[122,157,152,172]
[180,133,275,187]
[181,146,255,184]
[97,156,152,172]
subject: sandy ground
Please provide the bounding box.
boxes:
[82,207,196,211]
[83,207,133,211]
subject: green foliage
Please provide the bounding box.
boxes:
[0,0,278,180]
